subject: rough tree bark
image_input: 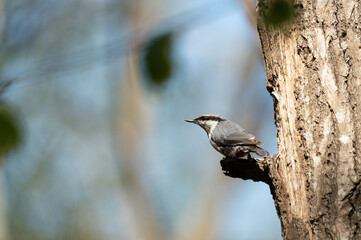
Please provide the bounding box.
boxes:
[223,0,361,239]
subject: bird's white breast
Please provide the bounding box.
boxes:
[208,121,218,136]
[208,122,222,152]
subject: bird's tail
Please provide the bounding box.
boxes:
[249,146,270,158]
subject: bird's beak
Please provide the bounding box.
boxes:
[185,119,195,123]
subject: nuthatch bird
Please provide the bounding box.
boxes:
[185,113,269,158]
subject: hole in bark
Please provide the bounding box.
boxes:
[294,3,304,9]
[266,86,274,95]
[341,31,347,38]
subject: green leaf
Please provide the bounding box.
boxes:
[0,106,22,156]
[141,32,173,86]
[263,0,295,27]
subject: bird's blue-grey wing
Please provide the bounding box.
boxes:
[212,121,263,146]
[220,132,263,145]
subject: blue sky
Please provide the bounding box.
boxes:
[2,0,281,239]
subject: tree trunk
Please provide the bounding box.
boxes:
[224,0,361,239]
[258,0,361,239]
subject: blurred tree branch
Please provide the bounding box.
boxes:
[241,0,257,29]
[118,49,162,240]
[2,0,237,89]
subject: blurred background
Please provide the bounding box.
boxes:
[0,0,281,239]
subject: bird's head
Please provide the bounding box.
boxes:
[185,113,226,133]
